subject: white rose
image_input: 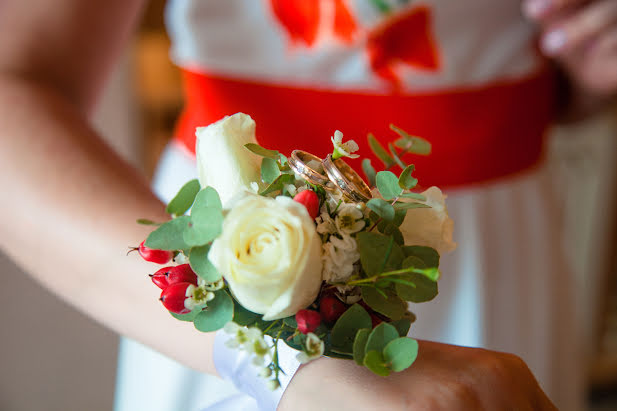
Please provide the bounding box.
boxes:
[399,187,457,255]
[196,113,262,206]
[208,194,323,320]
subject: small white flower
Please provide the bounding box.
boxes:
[173,252,189,264]
[249,182,260,193]
[284,184,298,196]
[316,212,337,235]
[296,333,324,364]
[331,130,360,159]
[322,234,360,283]
[335,204,365,234]
[184,284,215,311]
[259,367,273,378]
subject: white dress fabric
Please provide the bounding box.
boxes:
[115,1,584,410]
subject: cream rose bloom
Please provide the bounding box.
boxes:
[208,193,323,320]
[195,113,261,206]
[399,187,457,255]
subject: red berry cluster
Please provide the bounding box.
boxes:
[135,241,198,315]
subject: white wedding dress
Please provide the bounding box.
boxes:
[115,1,585,410]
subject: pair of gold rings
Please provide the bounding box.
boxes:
[288,150,372,203]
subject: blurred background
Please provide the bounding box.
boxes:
[1,1,616,410]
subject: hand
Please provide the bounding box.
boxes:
[523,0,617,116]
[280,340,556,410]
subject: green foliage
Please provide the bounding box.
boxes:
[390,124,431,155]
[356,232,404,276]
[193,290,234,332]
[165,179,201,216]
[189,244,221,282]
[366,198,395,222]
[383,337,418,372]
[376,171,403,200]
[353,328,371,366]
[283,316,298,329]
[233,303,261,326]
[398,165,418,190]
[330,304,372,353]
[170,309,201,322]
[395,257,438,303]
[261,158,281,184]
[363,350,390,376]
[402,246,440,268]
[183,187,223,247]
[145,216,191,251]
[388,142,407,169]
[380,223,404,245]
[399,192,426,201]
[136,219,161,226]
[259,173,295,196]
[362,158,377,188]
[393,202,431,212]
[362,287,407,320]
[365,322,399,353]
[390,318,412,337]
[244,143,279,159]
[368,133,395,169]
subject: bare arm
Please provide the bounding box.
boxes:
[0,0,218,375]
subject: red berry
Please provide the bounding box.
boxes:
[296,309,321,334]
[293,190,320,220]
[138,240,173,264]
[150,266,172,289]
[167,264,198,286]
[160,282,192,314]
[319,296,347,324]
[370,314,383,328]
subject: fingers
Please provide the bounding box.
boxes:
[523,0,589,20]
[534,0,617,56]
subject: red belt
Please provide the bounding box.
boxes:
[175,68,556,188]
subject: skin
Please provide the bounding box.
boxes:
[0,0,611,409]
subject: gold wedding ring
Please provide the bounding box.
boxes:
[322,154,372,203]
[289,150,331,187]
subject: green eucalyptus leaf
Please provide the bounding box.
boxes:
[390,124,431,155]
[383,337,419,372]
[261,158,281,184]
[331,304,372,353]
[353,328,371,366]
[283,315,298,329]
[399,192,426,201]
[170,308,201,322]
[365,322,400,353]
[233,303,261,326]
[388,143,407,169]
[145,216,190,251]
[382,224,404,245]
[259,173,294,196]
[363,350,390,377]
[376,171,403,200]
[193,290,234,332]
[244,143,280,159]
[366,198,395,222]
[398,165,417,190]
[402,246,440,268]
[362,158,377,188]
[395,256,438,303]
[165,179,201,216]
[136,218,161,226]
[184,208,223,247]
[368,133,395,168]
[193,186,223,210]
[356,232,404,276]
[390,318,412,337]
[393,202,431,211]
[189,244,221,282]
[361,287,407,320]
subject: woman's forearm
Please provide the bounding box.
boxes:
[0,74,218,375]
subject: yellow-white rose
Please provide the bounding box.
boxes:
[195,113,261,206]
[208,194,323,320]
[399,187,457,255]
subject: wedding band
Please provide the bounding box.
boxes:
[288,150,331,187]
[322,154,372,203]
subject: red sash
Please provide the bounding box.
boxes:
[175,68,556,188]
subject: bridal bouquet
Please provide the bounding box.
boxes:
[134,113,455,389]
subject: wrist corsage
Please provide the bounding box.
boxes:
[132,113,456,388]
